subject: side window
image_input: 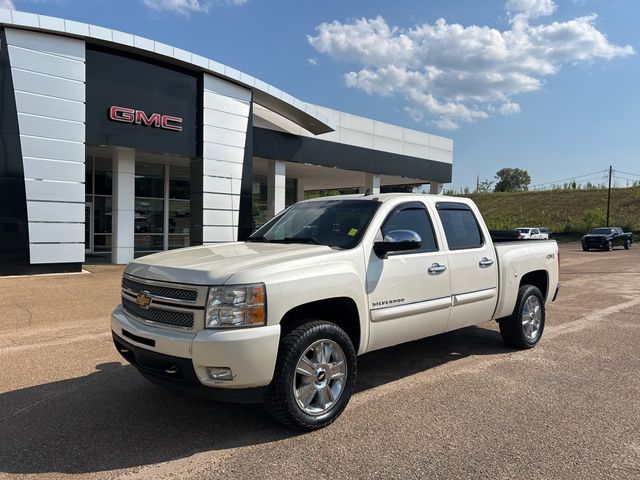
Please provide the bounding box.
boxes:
[436,203,484,250]
[381,203,438,253]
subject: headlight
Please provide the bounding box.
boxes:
[206,283,266,328]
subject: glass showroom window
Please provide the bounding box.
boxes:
[85,155,113,254]
[135,162,164,254]
[169,165,190,249]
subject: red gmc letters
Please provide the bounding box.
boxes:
[108,106,183,132]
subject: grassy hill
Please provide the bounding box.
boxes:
[465,187,640,234]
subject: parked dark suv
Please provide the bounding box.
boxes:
[582,227,632,251]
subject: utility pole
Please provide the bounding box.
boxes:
[606,165,612,227]
[476,173,479,193]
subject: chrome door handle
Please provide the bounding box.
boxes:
[428,263,447,274]
[479,257,494,268]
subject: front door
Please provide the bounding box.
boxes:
[85,203,93,253]
[366,202,451,352]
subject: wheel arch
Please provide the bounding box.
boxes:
[279,297,361,354]
[520,270,549,301]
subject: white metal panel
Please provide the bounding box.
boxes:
[37,14,65,31]
[202,159,243,179]
[203,142,245,164]
[203,92,250,117]
[5,28,85,62]
[0,8,12,23]
[23,157,84,182]
[10,11,39,28]
[204,74,252,102]
[374,121,404,140]
[15,91,84,122]
[403,128,429,146]
[373,136,404,156]
[202,209,235,226]
[340,112,374,134]
[20,136,84,162]
[339,128,374,149]
[202,193,240,211]
[402,142,428,158]
[27,201,84,223]
[203,125,246,149]
[112,30,134,46]
[63,19,90,37]
[24,179,84,202]
[133,35,154,51]
[88,25,112,41]
[203,176,241,195]
[17,113,84,142]
[429,134,454,151]
[202,226,236,242]
[11,69,84,102]
[29,222,84,243]
[428,147,453,164]
[29,243,84,264]
[7,45,85,81]
[204,109,249,132]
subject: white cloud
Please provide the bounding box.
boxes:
[308,1,633,129]
[506,0,556,18]
[0,0,15,10]
[307,57,318,66]
[142,0,247,16]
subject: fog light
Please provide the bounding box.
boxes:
[207,367,233,381]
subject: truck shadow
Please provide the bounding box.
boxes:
[0,325,512,476]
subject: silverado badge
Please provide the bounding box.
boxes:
[135,292,152,309]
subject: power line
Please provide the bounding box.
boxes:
[615,170,640,178]
[530,169,609,188]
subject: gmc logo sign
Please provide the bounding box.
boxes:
[108,106,183,132]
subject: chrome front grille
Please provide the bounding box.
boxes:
[122,276,198,302]
[122,298,194,328]
[120,274,208,331]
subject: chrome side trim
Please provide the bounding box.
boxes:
[452,287,497,306]
[370,296,451,322]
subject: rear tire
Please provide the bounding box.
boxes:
[499,285,545,349]
[582,245,588,252]
[266,321,357,430]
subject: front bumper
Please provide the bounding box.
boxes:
[111,305,281,399]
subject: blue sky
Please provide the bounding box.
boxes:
[3,0,639,190]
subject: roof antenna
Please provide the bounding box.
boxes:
[363,188,373,196]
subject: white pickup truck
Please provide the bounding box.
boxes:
[112,193,560,430]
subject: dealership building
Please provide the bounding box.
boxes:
[0,9,453,275]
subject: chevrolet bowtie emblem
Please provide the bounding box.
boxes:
[135,292,152,309]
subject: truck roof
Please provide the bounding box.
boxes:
[300,192,469,205]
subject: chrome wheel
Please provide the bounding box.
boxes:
[522,295,542,341]
[293,339,347,416]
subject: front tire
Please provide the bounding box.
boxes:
[607,240,613,251]
[266,321,357,430]
[625,239,631,250]
[499,285,545,349]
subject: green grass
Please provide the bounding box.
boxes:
[464,187,640,235]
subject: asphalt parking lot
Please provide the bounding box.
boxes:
[1,243,639,480]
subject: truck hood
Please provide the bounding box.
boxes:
[583,234,610,240]
[124,242,336,285]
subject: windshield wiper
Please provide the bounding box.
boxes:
[279,237,319,244]
[246,236,270,243]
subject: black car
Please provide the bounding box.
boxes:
[582,227,632,251]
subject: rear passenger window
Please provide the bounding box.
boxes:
[436,203,483,250]
[382,203,438,253]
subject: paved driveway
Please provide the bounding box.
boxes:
[0,244,638,479]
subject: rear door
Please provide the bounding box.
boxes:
[436,202,499,331]
[366,201,451,351]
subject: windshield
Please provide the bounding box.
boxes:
[516,228,530,233]
[591,228,612,235]
[248,199,380,249]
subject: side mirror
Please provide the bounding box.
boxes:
[374,230,422,258]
